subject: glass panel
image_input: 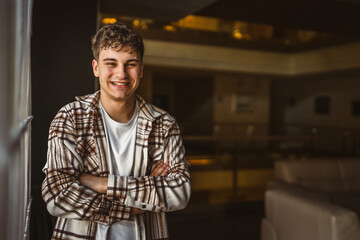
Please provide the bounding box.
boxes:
[0,0,32,239]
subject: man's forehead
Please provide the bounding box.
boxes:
[99,46,140,61]
[101,45,136,55]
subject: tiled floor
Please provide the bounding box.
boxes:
[167,201,264,240]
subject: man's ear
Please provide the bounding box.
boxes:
[92,59,99,77]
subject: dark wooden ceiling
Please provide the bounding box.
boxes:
[101,0,360,38]
[196,0,360,37]
[100,0,217,22]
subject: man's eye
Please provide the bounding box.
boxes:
[105,62,116,66]
[126,63,137,67]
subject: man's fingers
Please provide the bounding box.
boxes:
[151,163,166,176]
[159,165,169,176]
[151,162,169,177]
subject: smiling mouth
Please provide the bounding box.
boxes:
[111,82,130,86]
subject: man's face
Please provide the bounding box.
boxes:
[92,46,143,103]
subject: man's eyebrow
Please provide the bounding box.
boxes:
[103,58,117,61]
[102,58,140,63]
[126,59,140,62]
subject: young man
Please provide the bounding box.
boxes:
[42,23,191,240]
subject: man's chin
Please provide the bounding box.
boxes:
[100,89,134,102]
[110,93,135,103]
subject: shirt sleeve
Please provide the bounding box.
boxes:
[106,120,191,212]
[41,108,132,225]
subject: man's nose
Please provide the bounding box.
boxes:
[115,65,128,79]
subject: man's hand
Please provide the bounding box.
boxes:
[79,161,169,192]
[79,174,108,194]
[150,161,169,177]
[132,161,170,215]
[79,161,170,215]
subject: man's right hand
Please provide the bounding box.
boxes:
[150,161,170,177]
[131,161,170,215]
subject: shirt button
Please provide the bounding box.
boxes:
[142,205,146,209]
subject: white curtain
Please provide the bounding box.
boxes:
[0,0,33,239]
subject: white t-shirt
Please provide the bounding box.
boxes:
[96,100,139,240]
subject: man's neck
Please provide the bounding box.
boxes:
[100,94,136,123]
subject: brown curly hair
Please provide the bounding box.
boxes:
[91,22,144,61]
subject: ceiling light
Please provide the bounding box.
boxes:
[141,24,148,30]
[102,18,117,24]
[233,29,243,39]
[164,25,176,32]
[187,158,214,166]
[133,19,140,28]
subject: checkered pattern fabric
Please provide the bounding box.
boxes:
[42,91,191,239]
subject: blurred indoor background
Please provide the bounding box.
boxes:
[2,0,360,239]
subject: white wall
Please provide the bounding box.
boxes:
[273,76,360,130]
[144,39,360,76]
[271,73,360,154]
[214,74,270,136]
[142,38,360,155]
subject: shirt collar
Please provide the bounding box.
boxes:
[75,91,163,121]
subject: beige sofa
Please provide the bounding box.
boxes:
[261,159,360,240]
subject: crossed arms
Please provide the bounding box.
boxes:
[79,162,170,194]
[42,109,191,225]
[79,162,170,215]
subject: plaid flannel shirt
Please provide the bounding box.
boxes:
[42,91,191,240]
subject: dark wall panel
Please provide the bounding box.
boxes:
[31,0,97,185]
[31,1,97,239]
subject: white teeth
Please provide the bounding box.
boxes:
[112,82,129,86]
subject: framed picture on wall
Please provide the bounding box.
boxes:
[231,92,255,112]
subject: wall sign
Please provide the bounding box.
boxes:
[232,93,255,112]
